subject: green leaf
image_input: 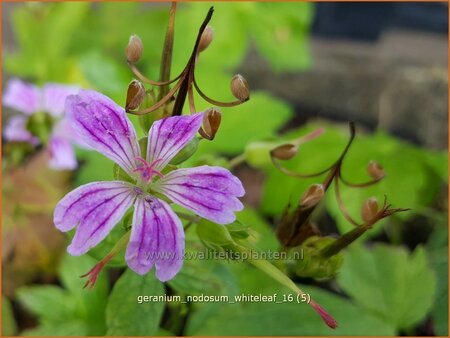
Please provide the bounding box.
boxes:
[6,4,49,79]
[236,208,279,252]
[196,219,235,252]
[174,3,248,71]
[186,267,395,335]
[74,148,114,186]
[423,149,448,183]
[249,3,314,72]
[45,3,90,59]
[169,259,239,297]
[58,254,109,335]
[106,269,165,336]
[16,286,75,323]
[427,226,448,336]
[5,3,89,81]
[2,297,17,336]
[195,91,293,155]
[15,255,108,335]
[337,244,436,330]
[22,321,88,336]
[175,3,313,72]
[77,51,129,100]
[59,249,108,294]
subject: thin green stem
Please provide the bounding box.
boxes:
[159,2,177,101]
[319,224,370,258]
[177,211,201,224]
[228,153,246,168]
[193,76,245,107]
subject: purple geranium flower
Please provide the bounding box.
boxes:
[54,90,245,281]
[3,78,80,170]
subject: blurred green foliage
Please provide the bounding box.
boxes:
[106,270,165,336]
[16,255,108,336]
[2,297,17,336]
[427,226,449,336]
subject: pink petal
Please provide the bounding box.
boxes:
[154,165,245,224]
[48,136,77,170]
[65,90,141,175]
[3,115,39,145]
[147,113,203,171]
[126,196,184,281]
[54,181,135,255]
[42,83,79,117]
[3,78,41,115]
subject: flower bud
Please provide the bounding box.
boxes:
[170,137,199,165]
[226,221,250,240]
[361,197,379,223]
[310,300,338,329]
[230,74,250,102]
[197,219,234,249]
[294,236,343,280]
[367,160,385,180]
[300,184,325,208]
[125,35,143,63]
[202,107,221,140]
[198,26,214,53]
[270,144,298,160]
[125,80,145,112]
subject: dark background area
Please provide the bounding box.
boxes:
[313,3,448,39]
[242,2,448,149]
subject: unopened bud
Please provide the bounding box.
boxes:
[310,300,338,329]
[270,144,298,160]
[300,184,325,208]
[230,74,250,102]
[125,35,143,63]
[367,160,385,180]
[125,80,146,112]
[361,197,379,223]
[198,26,214,53]
[202,108,221,140]
[170,137,199,165]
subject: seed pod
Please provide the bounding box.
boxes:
[270,144,298,160]
[230,74,250,102]
[125,35,143,63]
[198,26,214,53]
[361,197,379,223]
[367,160,385,180]
[125,80,145,111]
[202,108,221,140]
[300,184,325,208]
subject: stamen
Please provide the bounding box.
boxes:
[133,157,165,182]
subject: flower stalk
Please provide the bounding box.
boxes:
[273,122,408,251]
[158,2,177,101]
[125,6,249,123]
[234,244,337,329]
